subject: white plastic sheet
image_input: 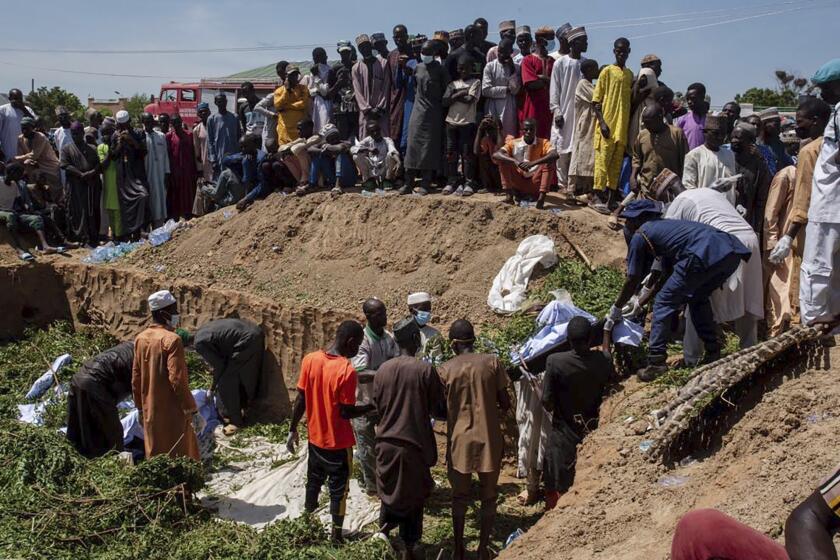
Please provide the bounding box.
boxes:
[488,235,558,314]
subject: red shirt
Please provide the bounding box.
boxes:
[296,350,357,450]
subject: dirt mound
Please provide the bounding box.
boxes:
[125,192,624,325]
[501,345,840,560]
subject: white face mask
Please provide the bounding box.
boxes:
[421,54,435,64]
[168,314,181,328]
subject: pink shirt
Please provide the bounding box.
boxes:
[676,111,706,151]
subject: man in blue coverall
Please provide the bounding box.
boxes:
[606,200,752,381]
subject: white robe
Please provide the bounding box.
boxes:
[0,103,36,161]
[144,129,170,222]
[548,54,584,154]
[302,63,333,134]
[481,60,521,138]
[666,188,764,321]
[682,144,738,205]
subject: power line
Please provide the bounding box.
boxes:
[0,60,202,80]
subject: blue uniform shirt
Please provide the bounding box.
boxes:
[626,219,750,277]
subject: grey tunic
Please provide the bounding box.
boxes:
[404,61,449,172]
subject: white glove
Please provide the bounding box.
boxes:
[608,305,623,322]
[735,204,747,217]
[191,412,207,434]
[604,316,616,332]
[622,296,643,318]
[768,235,793,264]
[286,430,299,454]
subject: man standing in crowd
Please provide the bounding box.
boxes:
[192,102,214,192]
[438,319,510,560]
[758,107,795,170]
[97,117,122,239]
[132,290,203,460]
[730,122,771,238]
[352,121,400,192]
[166,114,197,221]
[721,101,741,142]
[549,26,587,195]
[373,318,444,560]
[445,24,485,82]
[542,316,613,509]
[514,26,532,64]
[371,32,390,65]
[192,318,264,436]
[482,38,520,138]
[142,113,170,228]
[207,93,241,180]
[493,118,559,208]
[682,114,738,199]
[407,291,442,360]
[766,97,832,334]
[592,38,633,213]
[675,83,708,151]
[60,121,101,247]
[274,66,311,145]
[66,341,134,458]
[0,89,36,162]
[387,25,412,154]
[287,320,373,543]
[111,110,148,238]
[330,41,360,142]
[352,298,399,495]
[485,19,517,63]
[569,59,600,197]
[237,81,263,138]
[520,27,555,139]
[304,48,333,134]
[353,35,390,138]
[443,54,481,195]
[15,116,61,200]
[53,106,73,161]
[629,103,688,197]
[473,17,496,56]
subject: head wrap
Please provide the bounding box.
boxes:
[407,292,432,305]
[449,28,464,40]
[638,67,659,93]
[337,40,353,53]
[320,123,339,138]
[704,114,727,131]
[393,317,420,345]
[555,22,572,39]
[355,34,371,47]
[516,25,532,38]
[566,26,586,41]
[54,105,69,116]
[69,120,84,132]
[196,102,209,111]
[20,116,35,126]
[499,20,516,32]
[535,26,555,39]
[148,290,176,311]
[371,32,386,43]
[641,54,661,64]
[620,200,663,219]
[567,316,592,343]
[812,58,840,85]
[758,107,780,122]
[115,110,130,124]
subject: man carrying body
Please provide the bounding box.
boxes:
[675,83,708,151]
[549,26,587,197]
[207,93,241,180]
[373,318,445,560]
[0,89,36,162]
[141,113,170,228]
[542,317,613,509]
[493,118,559,209]
[591,38,634,213]
[438,319,511,560]
[352,35,390,139]
[132,290,203,460]
[766,97,832,334]
[352,121,400,192]
[629,103,688,197]
[682,114,738,199]
[192,318,264,436]
[66,341,134,458]
[287,320,372,542]
[352,298,399,495]
[608,201,751,380]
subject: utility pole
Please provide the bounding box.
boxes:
[30,78,34,94]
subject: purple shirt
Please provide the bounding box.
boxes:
[676,111,706,151]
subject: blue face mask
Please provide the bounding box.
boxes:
[545,40,557,52]
[414,310,432,326]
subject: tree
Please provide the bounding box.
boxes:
[735,69,815,108]
[124,93,151,123]
[25,86,85,128]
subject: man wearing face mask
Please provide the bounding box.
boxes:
[407,292,442,363]
[132,290,203,461]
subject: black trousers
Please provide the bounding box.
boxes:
[66,382,123,458]
[306,443,352,525]
[380,503,424,546]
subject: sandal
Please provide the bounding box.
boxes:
[296,184,312,197]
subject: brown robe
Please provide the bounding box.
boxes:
[352,57,390,137]
[132,324,199,460]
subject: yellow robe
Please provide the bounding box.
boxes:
[132,324,199,461]
[274,84,311,145]
[592,64,633,190]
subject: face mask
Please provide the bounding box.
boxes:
[545,40,556,52]
[414,310,432,326]
[421,54,434,64]
[168,314,181,328]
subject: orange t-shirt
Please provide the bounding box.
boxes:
[296,350,357,450]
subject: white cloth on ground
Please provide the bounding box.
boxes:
[25,353,72,399]
[488,235,558,314]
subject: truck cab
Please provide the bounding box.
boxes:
[144,82,201,127]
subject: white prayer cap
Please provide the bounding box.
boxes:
[148,290,176,311]
[115,110,130,124]
[407,292,432,305]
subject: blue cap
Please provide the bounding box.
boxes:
[620,200,663,219]
[197,102,210,110]
[812,58,840,85]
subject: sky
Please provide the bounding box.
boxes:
[1,0,838,107]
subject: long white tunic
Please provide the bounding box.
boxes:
[481,59,521,138]
[548,54,584,154]
[144,129,170,222]
[666,188,764,321]
[682,144,738,205]
[0,103,36,161]
[302,63,333,134]
[808,102,840,224]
